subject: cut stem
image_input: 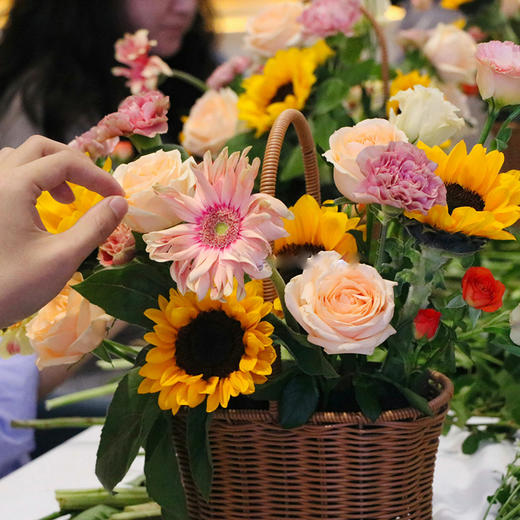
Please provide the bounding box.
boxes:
[45,382,118,411]
[479,100,500,145]
[12,417,105,429]
[55,488,150,511]
[170,69,208,93]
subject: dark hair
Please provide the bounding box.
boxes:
[0,0,217,143]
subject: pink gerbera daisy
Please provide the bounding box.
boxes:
[143,148,292,300]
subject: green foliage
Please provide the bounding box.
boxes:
[96,368,160,492]
[74,260,172,330]
[71,504,120,520]
[354,378,382,422]
[279,373,320,429]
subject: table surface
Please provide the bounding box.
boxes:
[0,425,515,520]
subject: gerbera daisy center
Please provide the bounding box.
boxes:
[445,183,485,213]
[270,82,294,104]
[175,310,245,378]
[199,206,241,249]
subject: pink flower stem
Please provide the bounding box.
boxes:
[479,99,501,145]
[170,68,208,93]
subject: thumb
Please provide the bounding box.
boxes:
[55,196,129,264]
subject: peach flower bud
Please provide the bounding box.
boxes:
[423,24,477,84]
[285,251,397,355]
[245,1,304,57]
[323,118,408,202]
[476,40,520,107]
[113,149,196,233]
[182,88,242,158]
[98,223,136,267]
[26,273,112,369]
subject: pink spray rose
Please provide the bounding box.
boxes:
[354,141,446,214]
[206,55,253,90]
[300,0,362,38]
[285,251,397,355]
[476,41,520,107]
[98,223,136,267]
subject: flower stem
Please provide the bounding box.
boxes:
[35,512,70,520]
[45,382,119,411]
[55,487,150,510]
[479,99,500,145]
[365,205,374,264]
[492,104,520,150]
[375,212,390,272]
[11,417,105,429]
[499,482,520,519]
[267,256,300,332]
[456,310,510,341]
[170,69,208,93]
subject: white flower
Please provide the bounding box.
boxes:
[389,85,465,146]
[510,304,520,345]
[0,318,34,359]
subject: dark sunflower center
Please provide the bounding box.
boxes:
[270,82,294,104]
[276,243,325,283]
[445,183,485,214]
[175,310,244,379]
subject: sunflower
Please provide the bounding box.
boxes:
[237,40,333,137]
[273,195,363,278]
[137,281,276,414]
[36,158,112,233]
[387,70,431,115]
[405,141,520,242]
[440,0,473,10]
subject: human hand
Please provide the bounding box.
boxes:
[0,136,128,328]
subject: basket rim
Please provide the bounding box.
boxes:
[212,371,454,425]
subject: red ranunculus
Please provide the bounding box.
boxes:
[414,308,441,340]
[462,267,505,312]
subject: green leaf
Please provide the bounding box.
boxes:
[251,367,298,401]
[354,379,382,422]
[468,306,482,328]
[493,342,520,357]
[279,145,304,181]
[225,130,266,162]
[187,404,213,501]
[71,504,120,520]
[74,260,171,329]
[314,78,350,115]
[310,113,338,151]
[144,414,188,520]
[446,294,466,309]
[96,368,160,491]
[91,343,113,364]
[462,432,481,455]
[279,373,319,428]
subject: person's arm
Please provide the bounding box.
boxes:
[0,135,128,328]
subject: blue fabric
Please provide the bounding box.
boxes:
[0,354,38,478]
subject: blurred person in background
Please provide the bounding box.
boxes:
[0,0,217,147]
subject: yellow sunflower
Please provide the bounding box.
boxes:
[36,158,111,233]
[440,0,472,10]
[387,70,431,115]
[405,141,520,241]
[238,40,333,137]
[274,194,363,261]
[138,281,276,414]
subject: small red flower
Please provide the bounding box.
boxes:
[461,83,479,96]
[462,267,505,312]
[414,308,441,340]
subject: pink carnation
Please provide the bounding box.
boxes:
[114,29,153,66]
[69,128,119,159]
[354,141,446,214]
[206,55,253,90]
[98,223,136,267]
[300,0,362,38]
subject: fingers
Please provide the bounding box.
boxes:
[48,183,75,204]
[53,196,128,264]
[3,135,72,167]
[0,147,14,164]
[18,149,125,199]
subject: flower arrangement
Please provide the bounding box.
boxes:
[4,2,520,518]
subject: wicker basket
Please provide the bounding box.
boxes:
[172,109,454,520]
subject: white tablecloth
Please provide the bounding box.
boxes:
[0,425,516,520]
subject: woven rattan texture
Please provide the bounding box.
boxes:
[172,373,453,520]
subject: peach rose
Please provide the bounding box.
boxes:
[323,119,408,202]
[182,88,242,158]
[245,2,304,57]
[26,273,112,369]
[285,251,397,355]
[113,149,196,233]
[423,24,477,84]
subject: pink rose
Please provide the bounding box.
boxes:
[26,273,112,369]
[206,55,253,90]
[323,118,408,202]
[98,223,136,267]
[245,2,304,57]
[285,251,397,355]
[476,40,520,107]
[355,141,446,214]
[300,0,362,38]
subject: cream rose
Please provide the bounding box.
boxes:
[423,24,477,84]
[245,2,304,57]
[113,149,196,233]
[285,251,397,355]
[323,118,408,202]
[26,273,112,369]
[389,85,465,146]
[182,88,242,158]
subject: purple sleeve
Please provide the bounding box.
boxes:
[0,354,38,477]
